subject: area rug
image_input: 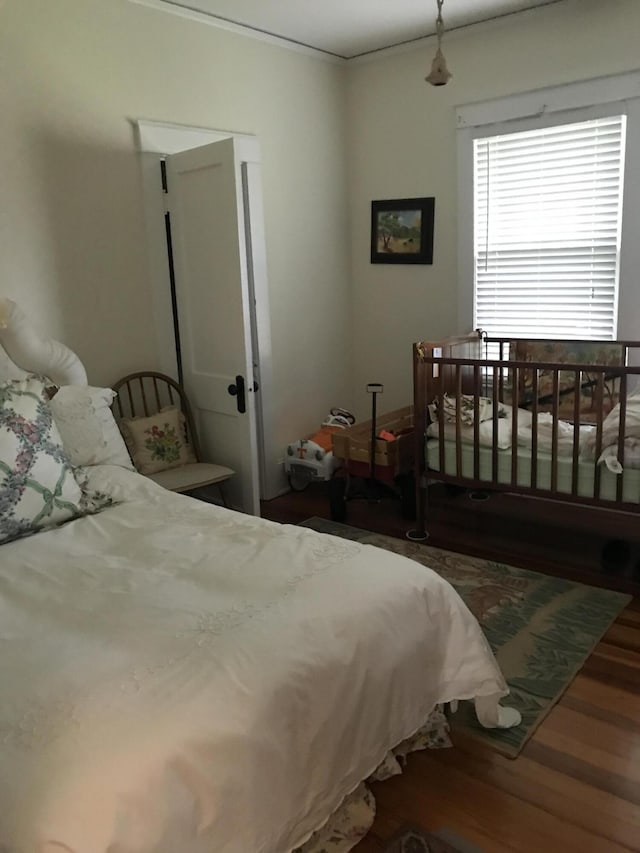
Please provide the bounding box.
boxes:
[384,826,483,853]
[300,517,631,757]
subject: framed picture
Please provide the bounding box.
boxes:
[370,197,435,264]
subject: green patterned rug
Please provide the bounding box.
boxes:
[384,825,482,852]
[300,517,632,757]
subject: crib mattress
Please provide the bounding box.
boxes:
[426,439,640,505]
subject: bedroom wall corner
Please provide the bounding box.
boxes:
[1,0,353,476]
[345,0,640,417]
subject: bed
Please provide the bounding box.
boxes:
[0,299,519,853]
[412,331,640,541]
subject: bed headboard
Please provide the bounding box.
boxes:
[0,298,87,386]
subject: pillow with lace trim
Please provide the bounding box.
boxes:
[49,385,134,469]
[0,375,110,544]
[120,406,197,476]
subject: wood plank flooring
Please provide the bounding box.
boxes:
[355,605,640,852]
[261,482,640,853]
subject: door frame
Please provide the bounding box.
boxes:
[134,119,278,501]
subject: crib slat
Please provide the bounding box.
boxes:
[455,365,462,478]
[550,371,559,494]
[498,343,505,403]
[571,369,581,496]
[594,374,604,500]
[473,364,480,481]
[491,364,499,484]
[617,373,627,504]
[437,359,446,476]
[511,365,519,488]
[530,369,539,490]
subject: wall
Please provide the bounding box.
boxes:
[346,0,640,417]
[0,0,353,466]
[5,0,640,473]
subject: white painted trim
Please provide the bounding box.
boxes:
[134,119,279,502]
[346,31,437,67]
[135,119,261,160]
[456,70,640,129]
[456,132,474,335]
[127,0,344,64]
[616,99,640,342]
[456,83,640,339]
[242,161,277,501]
[129,0,566,66]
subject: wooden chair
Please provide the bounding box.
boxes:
[111,371,234,506]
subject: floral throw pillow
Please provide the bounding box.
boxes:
[120,406,196,475]
[0,375,95,544]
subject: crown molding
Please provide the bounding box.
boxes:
[348,0,565,66]
[128,0,567,67]
[127,0,346,64]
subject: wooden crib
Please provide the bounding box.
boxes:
[412,332,640,541]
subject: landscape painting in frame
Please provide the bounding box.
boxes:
[370,197,435,264]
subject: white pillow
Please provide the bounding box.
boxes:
[1,376,87,542]
[49,385,134,469]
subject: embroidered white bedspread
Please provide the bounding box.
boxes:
[0,466,508,853]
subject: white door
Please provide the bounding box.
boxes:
[165,138,260,515]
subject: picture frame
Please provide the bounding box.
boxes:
[370,197,435,264]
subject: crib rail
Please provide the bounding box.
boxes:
[412,334,640,538]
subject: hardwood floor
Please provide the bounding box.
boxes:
[261,481,640,853]
[262,480,640,595]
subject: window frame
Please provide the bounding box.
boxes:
[456,71,640,343]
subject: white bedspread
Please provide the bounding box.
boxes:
[0,466,508,853]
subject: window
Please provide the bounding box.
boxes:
[473,115,626,341]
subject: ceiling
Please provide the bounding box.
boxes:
[151,0,566,59]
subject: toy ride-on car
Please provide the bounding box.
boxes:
[284,409,355,491]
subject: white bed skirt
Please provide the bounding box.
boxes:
[297,706,451,853]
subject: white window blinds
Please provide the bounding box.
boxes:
[473,115,626,340]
